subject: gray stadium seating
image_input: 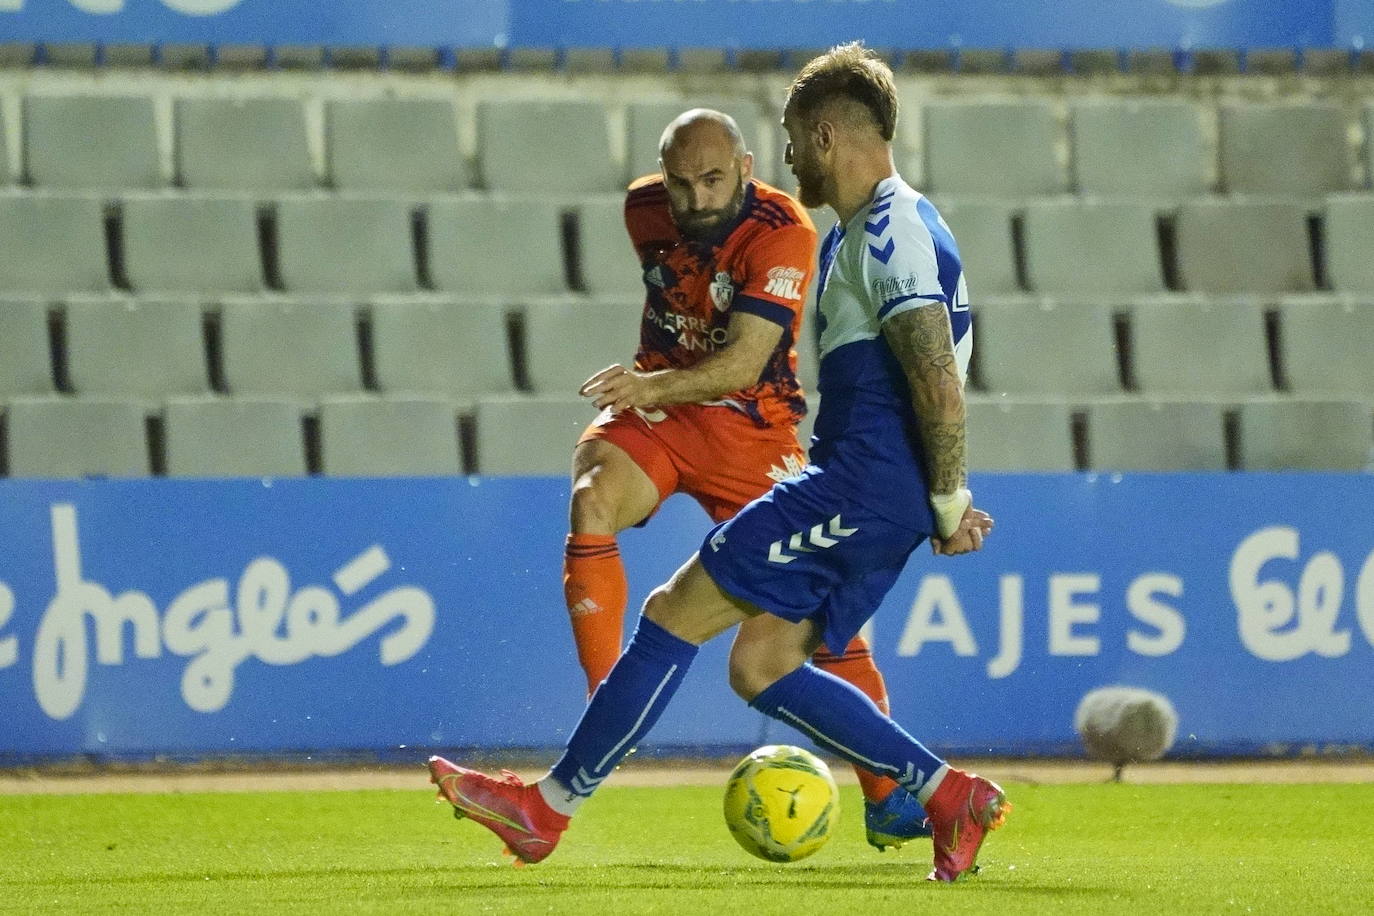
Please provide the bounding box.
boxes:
[0,192,109,295]
[931,200,1020,295]
[1276,296,1374,397]
[1022,200,1164,295]
[426,196,566,296]
[1238,398,1371,470]
[0,298,54,397]
[1175,199,1314,294]
[219,298,362,397]
[275,195,418,294]
[473,394,597,474]
[1219,103,1349,196]
[64,297,208,398]
[975,299,1121,396]
[121,193,263,294]
[1086,398,1228,470]
[163,396,307,477]
[576,196,644,298]
[923,100,1064,197]
[326,98,468,192]
[175,97,314,190]
[965,397,1076,470]
[1323,193,1374,294]
[5,396,150,478]
[318,394,462,476]
[522,298,642,395]
[1129,296,1272,395]
[0,104,10,186]
[23,94,161,189]
[370,296,512,400]
[475,99,617,193]
[625,97,765,184]
[1069,99,1208,198]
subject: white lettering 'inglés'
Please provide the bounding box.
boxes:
[29,504,435,720]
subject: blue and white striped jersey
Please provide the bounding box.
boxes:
[808,174,971,529]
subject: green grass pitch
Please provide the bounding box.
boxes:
[3,780,1371,914]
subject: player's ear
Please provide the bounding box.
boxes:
[740,151,754,181]
[814,120,834,156]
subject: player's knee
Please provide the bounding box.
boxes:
[569,472,619,533]
[727,647,800,703]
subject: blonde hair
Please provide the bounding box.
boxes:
[786,42,898,142]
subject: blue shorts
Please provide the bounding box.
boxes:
[697,464,928,654]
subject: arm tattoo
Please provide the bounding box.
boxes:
[881,304,967,495]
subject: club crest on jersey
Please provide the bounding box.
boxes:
[764,266,805,301]
[709,272,735,311]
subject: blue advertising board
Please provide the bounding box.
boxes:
[1,473,1371,762]
[0,0,1369,51]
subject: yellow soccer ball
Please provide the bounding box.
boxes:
[722,745,839,862]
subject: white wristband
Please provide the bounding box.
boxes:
[929,487,972,539]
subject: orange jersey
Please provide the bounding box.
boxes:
[624,176,816,429]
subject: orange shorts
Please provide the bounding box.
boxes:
[579,404,805,524]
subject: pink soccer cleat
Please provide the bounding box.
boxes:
[923,768,1012,882]
[428,755,570,865]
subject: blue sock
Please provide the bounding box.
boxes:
[750,664,946,797]
[545,616,697,809]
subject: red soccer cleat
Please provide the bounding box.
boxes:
[428,755,570,865]
[923,768,1012,882]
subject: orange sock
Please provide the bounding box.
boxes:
[812,636,903,804]
[563,533,630,696]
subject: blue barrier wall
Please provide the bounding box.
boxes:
[2,474,1371,761]
[0,0,1369,50]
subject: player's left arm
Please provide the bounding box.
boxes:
[582,221,813,410]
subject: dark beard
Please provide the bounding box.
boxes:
[673,178,746,241]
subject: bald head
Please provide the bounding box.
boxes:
[658,108,747,161]
[657,108,754,241]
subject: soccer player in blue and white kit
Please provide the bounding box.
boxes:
[428,42,1010,882]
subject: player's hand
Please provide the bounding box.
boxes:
[579,364,659,411]
[931,505,993,556]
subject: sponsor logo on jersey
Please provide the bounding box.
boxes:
[644,264,667,288]
[709,271,736,311]
[763,265,805,301]
[872,274,924,300]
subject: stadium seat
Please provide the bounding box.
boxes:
[1069,99,1209,198]
[175,97,314,190]
[976,299,1121,396]
[121,193,264,294]
[1218,103,1350,196]
[64,296,208,398]
[1276,296,1374,397]
[625,97,765,184]
[576,196,644,298]
[931,200,1020,295]
[0,104,10,186]
[923,100,1064,197]
[475,99,617,193]
[163,396,307,477]
[794,321,820,397]
[965,397,1076,470]
[326,98,468,192]
[275,195,418,294]
[1175,199,1314,294]
[1323,194,1374,294]
[473,394,598,474]
[5,396,150,478]
[1085,398,1227,470]
[0,192,109,295]
[219,298,362,397]
[1237,398,1372,470]
[23,94,161,189]
[370,296,513,400]
[522,298,641,395]
[318,394,462,476]
[426,196,567,296]
[1128,296,1271,395]
[0,297,54,397]
[1022,200,1164,295]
